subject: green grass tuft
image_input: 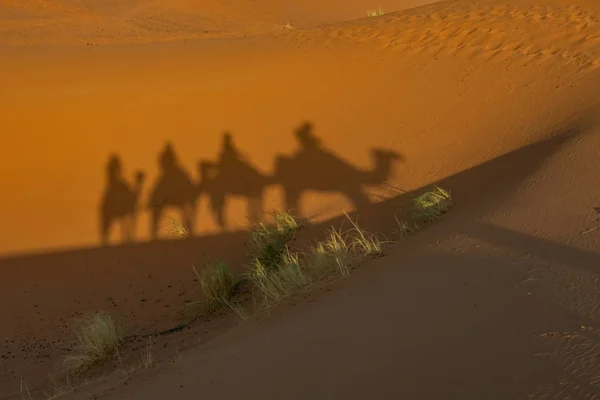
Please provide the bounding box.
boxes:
[307,227,352,277]
[344,214,384,257]
[193,262,236,313]
[248,211,301,271]
[413,186,453,222]
[246,247,311,307]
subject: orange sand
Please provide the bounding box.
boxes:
[1,0,600,398]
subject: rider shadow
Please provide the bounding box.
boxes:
[272,121,403,217]
[147,142,199,239]
[99,154,145,245]
[198,122,404,228]
[199,132,271,230]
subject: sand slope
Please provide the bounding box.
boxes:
[1,0,600,398]
[99,125,600,400]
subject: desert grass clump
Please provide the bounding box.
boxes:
[307,227,353,277]
[193,262,236,313]
[367,7,385,17]
[304,215,383,279]
[344,214,384,257]
[413,186,453,222]
[63,312,121,374]
[249,211,301,271]
[247,247,311,307]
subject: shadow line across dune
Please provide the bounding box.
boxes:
[99,121,404,245]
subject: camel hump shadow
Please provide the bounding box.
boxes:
[99,154,146,245]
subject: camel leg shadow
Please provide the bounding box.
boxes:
[247,190,264,226]
[150,206,164,240]
[100,214,112,246]
[210,191,227,230]
[181,202,196,237]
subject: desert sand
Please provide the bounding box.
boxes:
[1,0,600,398]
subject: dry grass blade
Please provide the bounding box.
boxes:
[63,312,121,374]
[167,216,190,238]
[221,297,248,320]
[141,337,153,368]
[20,378,32,400]
[393,214,418,237]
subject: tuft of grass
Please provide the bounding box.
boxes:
[413,186,453,222]
[248,211,301,271]
[63,312,121,374]
[245,211,384,311]
[246,247,311,307]
[344,214,384,257]
[193,262,236,313]
[307,227,352,277]
[367,7,385,17]
[167,216,189,238]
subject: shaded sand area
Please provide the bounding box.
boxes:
[2,0,600,398]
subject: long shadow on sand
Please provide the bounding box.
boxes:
[101,121,404,243]
[198,122,403,230]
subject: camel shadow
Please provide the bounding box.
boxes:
[147,142,199,239]
[98,154,145,245]
[272,122,403,216]
[98,121,403,244]
[199,122,403,229]
[199,132,271,230]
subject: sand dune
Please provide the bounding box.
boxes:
[0,0,441,45]
[1,0,600,398]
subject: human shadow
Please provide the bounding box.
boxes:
[147,142,199,239]
[272,122,403,217]
[198,132,271,229]
[98,154,145,245]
